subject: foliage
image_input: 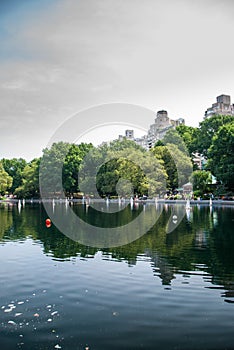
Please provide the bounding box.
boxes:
[40,142,72,196]
[79,138,168,197]
[162,128,188,153]
[176,124,200,156]
[190,170,212,196]
[2,158,27,193]
[152,134,193,191]
[197,114,234,157]
[0,161,13,195]
[1,114,234,197]
[178,115,234,191]
[151,143,177,190]
[15,158,40,198]
[40,142,93,197]
[63,143,93,195]
[207,123,234,190]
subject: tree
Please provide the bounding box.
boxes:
[197,114,234,157]
[162,128,188,153]
[151,143,178,190]
[2,158,27,193]
[63,143,93,195]
[15,158,40,198]
[164,144,193,189]
[40,142,71,196]
[207,123,234,190]
[40,142,94,197]
[176,124,200,156]
[152,131,193,191]
[190,170,212,197]
[0,161,13,195]
[79,139,168,197]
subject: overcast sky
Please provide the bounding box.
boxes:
[1,0,234,160]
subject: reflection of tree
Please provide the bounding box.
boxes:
[206,207,234,298]
[0,204,99,258]
[0,204,13,240]
[6,205,40,241]
[1,204,234,299]
[72,203,143,228]
[38,224,98,259]
[151,254,175,286]
[102,206,234,292]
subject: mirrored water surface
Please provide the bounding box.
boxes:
[0,202,234,350]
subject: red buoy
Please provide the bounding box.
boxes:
[45,218,51,228]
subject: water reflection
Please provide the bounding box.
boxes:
[0,203,234,302]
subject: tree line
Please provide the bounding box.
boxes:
[0,114,233,199]
[177,114,233,197]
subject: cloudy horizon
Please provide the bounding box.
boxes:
[1,0,234,161]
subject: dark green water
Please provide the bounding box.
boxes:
[0,202,234,350]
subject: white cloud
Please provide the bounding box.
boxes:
[0,0,234,160]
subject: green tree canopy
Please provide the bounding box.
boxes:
[190,170,212,196]
[79,139,168,197]
[207,123,234,190]
[152,130,193,191]
[197,114,234,157]
[63,143,93,195]
[151,144,177,190]
[0,161,13,195]
[2,158,27,193]
[40,141,93,197]
[14,158,40,198]
[162,128,188,154]
[176,124,200,156]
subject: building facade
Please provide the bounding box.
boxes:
[120,110,185,150]
[205,94,234,118]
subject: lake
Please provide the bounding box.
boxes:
[0,202,234,350]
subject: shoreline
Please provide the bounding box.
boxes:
[1,198,234,206]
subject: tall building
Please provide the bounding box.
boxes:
[205,94,234,118]
[121,110,185,149]
[147,110,184,146]
[125,129,134,139]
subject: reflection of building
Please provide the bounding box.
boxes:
[119,110,185,150]
[205,94,234,118]
[145,250,175,285]
[195,229,207,249]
